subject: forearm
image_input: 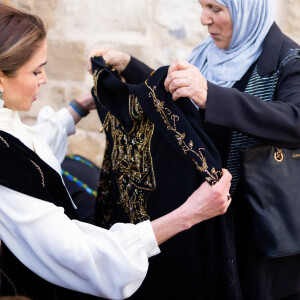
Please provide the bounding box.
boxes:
[205,81,300,147]
[151,206,191,245]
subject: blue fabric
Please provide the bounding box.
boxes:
[188,0,275,87]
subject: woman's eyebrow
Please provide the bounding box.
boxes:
[36,61,47,68]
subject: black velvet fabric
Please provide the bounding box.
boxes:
[0,131,97,300]
[92,57,242,300]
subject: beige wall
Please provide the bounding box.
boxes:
[1,0,299,166]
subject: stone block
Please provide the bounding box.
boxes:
[47,40,86,82]
[279,0,300,44]
[7,0,58,29]
[13,0,35,10]
[60,0,152,38]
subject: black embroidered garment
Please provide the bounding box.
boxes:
[92,57,242,300]
[0,131,97,300]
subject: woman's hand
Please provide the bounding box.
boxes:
[151,169,232,245]
[164,60,208,109]
[180,168,232,227]
[85,47,131,74]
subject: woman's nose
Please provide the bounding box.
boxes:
[201,9,213,26]
[39,72,47,85]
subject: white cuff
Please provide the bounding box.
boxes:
[57,108,76,136]
[135,220,160,258]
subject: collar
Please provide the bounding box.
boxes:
[257,23,284,77]
[0,107,22,130]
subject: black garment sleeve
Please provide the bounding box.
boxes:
[205,58,300,148]
[121,56,154,84]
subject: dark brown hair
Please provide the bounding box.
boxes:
[0,4,46,77]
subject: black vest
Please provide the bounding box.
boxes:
[0,130,96,300]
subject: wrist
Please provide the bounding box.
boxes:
[69,99,90,118]
[167,205,194,233]
[75,95,93,110]
[120,54,131,72]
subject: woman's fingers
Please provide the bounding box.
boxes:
[165,62,208,108]
[165,60,193,91]
[85,47,107,74]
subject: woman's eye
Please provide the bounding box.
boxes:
[211,5,222,12]
[33,71,42,76]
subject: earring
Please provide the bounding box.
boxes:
[0,91,4,108]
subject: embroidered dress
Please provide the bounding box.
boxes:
[92,57,241,300]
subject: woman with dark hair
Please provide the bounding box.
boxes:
[0,3,232,299]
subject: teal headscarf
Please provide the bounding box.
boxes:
[188,0,275,87]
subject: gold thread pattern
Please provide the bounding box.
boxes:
[0,135,9,147]
[111,97,155,223]
[30,160,45,187]
[97,148,113,228]
[145,80,221,184]
[0,268,17,295]
[93,69,156,224]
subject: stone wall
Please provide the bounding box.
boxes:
[1,0,299,166]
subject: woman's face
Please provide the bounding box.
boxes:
[199,0,233,50]
[0,39,47,111]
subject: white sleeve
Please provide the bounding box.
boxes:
[33,106,75,163]
[0,185,160,299]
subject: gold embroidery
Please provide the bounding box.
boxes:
[93,69,103,103]
[93,69,156,223]
[145,80,221,184]
[0,268,17,296]
[110,95,156,223]
[292,154,300,158]
[97,148,113,228]
[99,112,111,133]
[30,160,45,187]
[0,135,9,147]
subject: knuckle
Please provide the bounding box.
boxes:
[173,79,180,88]
[169,73,176,81]
[211,189,222,199]
[220,207,227,215]
[177,89,185,98]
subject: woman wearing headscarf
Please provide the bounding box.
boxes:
[86,0,300,299]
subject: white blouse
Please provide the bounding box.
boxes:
[0,106,160,299]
